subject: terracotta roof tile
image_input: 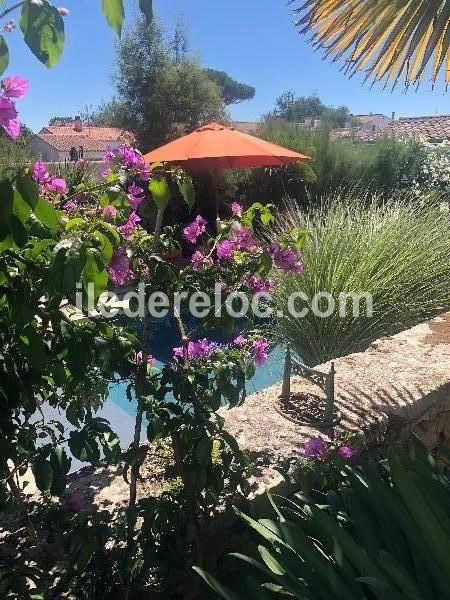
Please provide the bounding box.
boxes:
[331,115,450,143]
[36,134,106,152]
[39,125,129,141]
[381,115,450,141]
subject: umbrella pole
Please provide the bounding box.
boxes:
[211,170,220,227]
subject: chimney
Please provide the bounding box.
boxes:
[74,115,82,132]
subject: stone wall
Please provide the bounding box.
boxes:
[220,312,450,501]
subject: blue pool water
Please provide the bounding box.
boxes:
[107,316,285,417]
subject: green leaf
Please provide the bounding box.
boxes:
[65,217,85,232]
[49,445,71,496]
[96,220,121,245]
[20,0,65,67]
[100,431,121,460]
[102,0,124,36]
[69,430,100,463]
[66,400,84,427]
[0,179,14,240]
[10,215,28,247]
[12,190,32,224]
[19,325,47,371]
[0,179,14,244]
[0,35,9,76]
[99,187,127,209]
[177,174,196,208]
[62,239,87,291]
[34,197,59,234]
[147,416,165,443]
[82,249,108,301]
[32,456,53,493]
[149,176,171,212]
[16,174,39,210]
[193,567,243,600]
[139,0,153,28]
[93,230,113,264]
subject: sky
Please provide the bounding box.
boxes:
[6,0,450,134]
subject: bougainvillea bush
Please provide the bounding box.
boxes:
[1,139,305,598]
[0,5,308,596]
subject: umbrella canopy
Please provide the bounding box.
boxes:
[143,122,310,170]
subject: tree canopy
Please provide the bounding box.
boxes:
[204,69,255,104]
[0,125,35,167]
[268,92,353,128]
[92,19,255,149]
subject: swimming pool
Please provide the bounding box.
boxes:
[107,315,285,418]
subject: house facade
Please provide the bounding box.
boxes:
[353,114,393,133]
[28,117,131,162]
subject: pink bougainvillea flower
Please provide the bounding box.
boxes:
[57,7,70,15]
[173,339,216,361]
[245,274,277,293]
[31,160,51,184]
[63,200,77,212]
[102,205,118,220]
[118,144,143,168]
[183,215,207,244]
[231,202,242,216]
[133,351,156,365]
[338,446,357,460]
[1,75,29,99]
[102,146,116,162]
[304,436,328,459]
[233,335,248,347]
[251,338,269,366]
[0,97,20,139]
[100,166,112,179]
[127,183,145,211]
[232,225,258,252]
[191,250,213,271]
[173,346,184,359]
[108,247,134,287]
[216,239,235,260]
[189,339,216,359]
[269,243,304,274]
[118,212,141,240]
[138,162,151,181]
[49,177,68,195]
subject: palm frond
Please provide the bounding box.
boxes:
[293,0,450,88]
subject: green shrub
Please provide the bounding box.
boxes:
[222,119,434,205]
[272,193,450,365]
[259,121,432,201]
[221,122,441,210]
[196,440,450,599]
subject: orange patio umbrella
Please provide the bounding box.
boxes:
[142,122,310,218]
[143,122,310,170]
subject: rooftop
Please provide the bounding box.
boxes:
[353,114,390,124]
[37,133,107,152]
[230,121,260,135]
[39,125,128,141]
[332,114,450,143]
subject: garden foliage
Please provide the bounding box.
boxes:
[0,6,306,594]
[197,439,450,599]
[272,193,450,364]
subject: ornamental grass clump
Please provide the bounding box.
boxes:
[272,191,450,365]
